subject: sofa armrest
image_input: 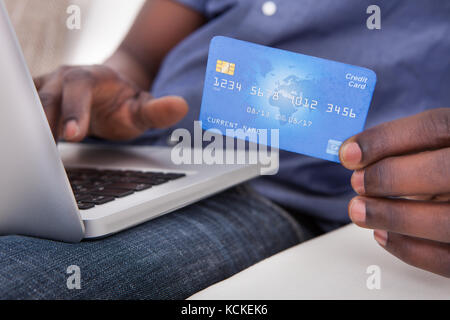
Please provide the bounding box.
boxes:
[189,224,450,299]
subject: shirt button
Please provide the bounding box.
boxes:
[262,1,277,16]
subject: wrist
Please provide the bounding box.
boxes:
[104,47,154,90]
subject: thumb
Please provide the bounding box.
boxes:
[137,95,189,130]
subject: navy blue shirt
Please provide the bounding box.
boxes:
[137,0,450,231]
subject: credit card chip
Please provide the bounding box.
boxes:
[216,60,235,76]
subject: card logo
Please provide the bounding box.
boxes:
[326,139,342,156]
[216,60,236,76]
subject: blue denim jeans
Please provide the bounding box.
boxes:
[0,185,313,299]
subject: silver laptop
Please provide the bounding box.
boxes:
[0,1,261,242]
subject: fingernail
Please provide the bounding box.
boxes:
[341,142,362,167]
[351,170,365,194]
[374,230,388,247]
[64,120,80,140]
[349,199,366,224]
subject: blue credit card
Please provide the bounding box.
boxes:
[199,36,376,162]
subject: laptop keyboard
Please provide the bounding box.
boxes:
[66,168,186,210]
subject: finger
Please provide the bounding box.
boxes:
[350,147,450,196]
[38,77,63,139]
[340,108,450,170]
[373,230,450,278]
[34,75,45,91]
[61,73,94,142]
[349,197,450,243]
[131,93,188,131]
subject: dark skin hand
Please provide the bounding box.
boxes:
[34,0,205,142]
[340,108,450,277]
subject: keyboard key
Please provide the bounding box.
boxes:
[72,185,92,194]
[163,173,186,180]
[77,202,95,210]
[90,188,135,198]
[107,182,152,191]
[77,195,115,205]
[75,194,91,202]
[116,177,168,186]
